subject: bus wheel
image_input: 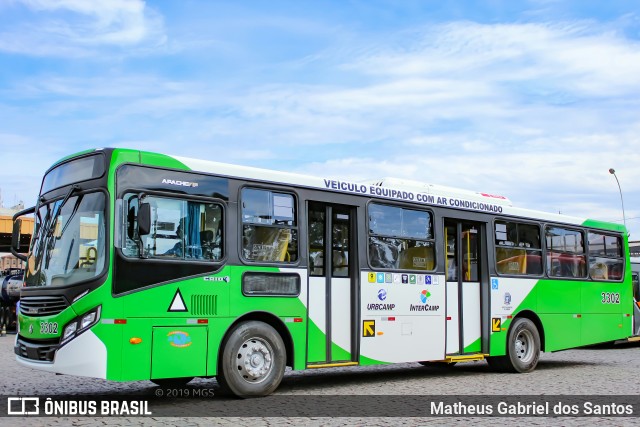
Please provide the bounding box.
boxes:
[217,321,286,398]
[487,318,540,373]
[151,377,193,387]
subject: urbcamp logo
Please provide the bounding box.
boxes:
[378,289,387,301]
[167,331,192,348]
[420,290,431,304]
[504,292,512,306]
[162,178,199,188]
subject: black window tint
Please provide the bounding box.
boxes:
[588,232,624,281]
[368,203,435,271]
[546,227,584,254]
[123,194,223,262]
[495,220,543,276]
[308,207,325,276]
[545,226,587,278]
[369,203,401,236]
[42,154,105,194]
[241,188,298,263]
[401,209,432,240]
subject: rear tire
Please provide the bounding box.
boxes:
[217,321,286,398]
[487,317,540,373]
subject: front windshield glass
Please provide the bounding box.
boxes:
[25,191,106,287]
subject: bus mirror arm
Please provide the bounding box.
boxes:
[12,205,36,262]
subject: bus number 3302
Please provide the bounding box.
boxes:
[601,292,621,304]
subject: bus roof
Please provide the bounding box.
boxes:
[167,152,612,232]
[63,148,628,234]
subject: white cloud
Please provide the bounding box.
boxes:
[345,21,640,97]
[0,0,166,57]
[2,11,639,236]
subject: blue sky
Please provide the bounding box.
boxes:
[1,0,639,238]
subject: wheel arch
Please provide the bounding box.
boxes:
[220,311,294,368]
[512,310,546,352]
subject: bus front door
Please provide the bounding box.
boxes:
[444,219,485,354]
[307,202,357,365]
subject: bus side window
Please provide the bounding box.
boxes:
[241,188,298,263]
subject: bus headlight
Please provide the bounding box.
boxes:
[62,322,77,341]
[81,311,97,329]
[61,306,101,345]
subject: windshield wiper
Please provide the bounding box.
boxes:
[46,185,79,238]
[58,193,83,239]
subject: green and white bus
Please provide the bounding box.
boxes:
[11,148,633,397]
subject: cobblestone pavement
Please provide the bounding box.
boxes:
[0,334,638,426]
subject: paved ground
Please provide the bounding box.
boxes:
[0,334,638,426]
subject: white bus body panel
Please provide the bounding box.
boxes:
[360,272,445,363]
[16,330,107,379]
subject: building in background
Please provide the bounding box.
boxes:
[0,198,33,259]
[1,254,25,271]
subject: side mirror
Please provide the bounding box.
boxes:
[12,219,23,252]
[138,202,151,236]
[11,206,35,262]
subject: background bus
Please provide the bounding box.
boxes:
[11,148,633,397]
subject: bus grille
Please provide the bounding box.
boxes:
[191,294,217,316]
[14,337,59,362]
[20,295,69,317]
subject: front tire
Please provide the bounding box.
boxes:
[487,317,540,373]
[217,321,286,398]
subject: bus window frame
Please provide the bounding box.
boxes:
[586,230,625,282]
[493,218,544,278]
[118,189,227,265]
[543,223,588,280]
[366,200,436,273]
[238,184,301,267]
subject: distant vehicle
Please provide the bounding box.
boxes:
[6,274,24,300]
[1,269,23,304]
[0,268,22,334]
[631,257,640,336]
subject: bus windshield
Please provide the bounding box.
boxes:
[25,191,107,287]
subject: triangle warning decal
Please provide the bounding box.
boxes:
[168,289,188,312]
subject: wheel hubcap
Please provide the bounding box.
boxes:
[236,338,273,383]
[514,329,534,363]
